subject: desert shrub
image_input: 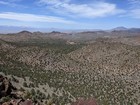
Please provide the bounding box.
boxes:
[23,82,28,87]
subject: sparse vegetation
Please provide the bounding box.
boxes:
[0,36,140,105]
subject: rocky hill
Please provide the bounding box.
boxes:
[0,32,140,105]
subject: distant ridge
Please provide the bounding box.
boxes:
[112,26,128,31]
[17,30,32,35]
[0,25,140,34]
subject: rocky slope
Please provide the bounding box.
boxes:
[0,34,140,105]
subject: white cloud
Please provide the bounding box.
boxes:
[0,0,26,8]
[128,0,140,4]
[9,0,22,2]
[0,1,8,5]
[0,12,75,24]
[127,0,140,19]
[38,0,125,18]
[130,9,140,18]
[0,1,14,6]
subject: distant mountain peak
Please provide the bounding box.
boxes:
[113,27,127,31]
[18,30,32,34]
[50,31,61,34]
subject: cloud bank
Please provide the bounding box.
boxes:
[38,0,125,18]
[0,12,75,24]
[128,0,140,19]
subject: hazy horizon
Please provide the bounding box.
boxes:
[0,25,140,33]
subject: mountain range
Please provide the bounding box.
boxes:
[0,25,140,33]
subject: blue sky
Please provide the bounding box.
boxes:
[0,0,140,29]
